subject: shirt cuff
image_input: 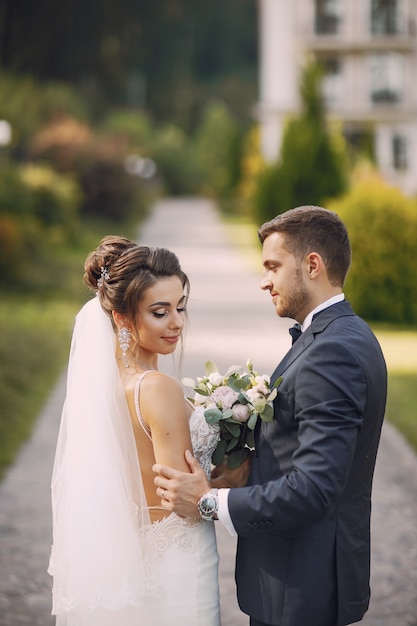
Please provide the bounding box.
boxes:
[217,488,237,537]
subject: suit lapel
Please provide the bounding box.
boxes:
[270,301,356,385]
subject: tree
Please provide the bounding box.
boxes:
[0,0,257,123]
[253,62,348,223]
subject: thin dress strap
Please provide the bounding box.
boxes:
[134,371,155,441]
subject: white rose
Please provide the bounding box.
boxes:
[208,372,224,386]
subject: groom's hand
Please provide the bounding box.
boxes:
[153,450,210,519]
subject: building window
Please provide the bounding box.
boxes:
[315,0,342,35]
[370,0,401,35]
[392,135,407,170]
[370,53,403,103]
[321,57,342,104]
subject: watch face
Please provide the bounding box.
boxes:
[198,494,217,518]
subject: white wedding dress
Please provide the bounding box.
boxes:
[134,372,221,626]
[49,297,221,626]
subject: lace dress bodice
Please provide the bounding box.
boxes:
[189,405,220,477]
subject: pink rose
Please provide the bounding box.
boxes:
[211,385,239,410]
[232,403,250,423]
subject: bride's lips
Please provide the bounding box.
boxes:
[162,335,180,344]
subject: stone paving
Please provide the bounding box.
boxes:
[0,198,416,626]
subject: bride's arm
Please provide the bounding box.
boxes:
[140,372,193,473]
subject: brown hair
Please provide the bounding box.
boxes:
[84,235,190,329]
[258,205,352,287]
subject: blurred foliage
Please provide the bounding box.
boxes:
[0,163,81,287]
[28,116,147,220]
[252,62,348,224]
[20,164,82,231]
[0,71,90,151]
[0,0,257,125]
[150,123,198,195]
[238,126,267,208]
[329,172,417,325]
[192,100,243,199]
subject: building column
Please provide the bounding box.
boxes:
[258,0,299,162]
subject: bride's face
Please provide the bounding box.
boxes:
[135,275,187,356]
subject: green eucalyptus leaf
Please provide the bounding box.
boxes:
[247,412,258,430]
[237,392,249,405]
[204,408,223,424]
[233,377,251,391]
[227,448,250,469]
[222,409,234,419]
[212,440,226,466]
[261,403,274,422]
[226,437,239,452]
[246,429,255,448]
[273,375,283,389]
[224,422,241,437]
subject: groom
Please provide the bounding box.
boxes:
[154,205,387,626]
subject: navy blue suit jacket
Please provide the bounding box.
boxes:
[228,301,387,626]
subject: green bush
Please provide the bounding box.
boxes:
[20,164,82,234]
[29,116,146,221]
[192,100,243,199]
[0,72,89,154]
[150,123,199,195]
[329,177,417,324]
[100,109,153,149]
[0,163,82,288]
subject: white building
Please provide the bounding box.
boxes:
[258,0,417,194]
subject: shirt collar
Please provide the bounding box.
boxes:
[301,293,345,332]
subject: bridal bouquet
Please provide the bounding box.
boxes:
[183,360,282,469]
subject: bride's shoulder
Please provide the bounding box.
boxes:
[138,371,184,401]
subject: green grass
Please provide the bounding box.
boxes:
[373,329,417,452]
[385,373,417,452]
[0,298,78,479]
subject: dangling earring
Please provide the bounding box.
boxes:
[117,327,131,368]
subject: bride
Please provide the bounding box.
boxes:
[48,236,247,626]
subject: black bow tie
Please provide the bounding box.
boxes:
[289,323,302,345]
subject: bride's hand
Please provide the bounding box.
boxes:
[210,454,252,489]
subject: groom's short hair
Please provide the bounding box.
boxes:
[258,205,352,287]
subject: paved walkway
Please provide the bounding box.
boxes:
[1,198,417,625]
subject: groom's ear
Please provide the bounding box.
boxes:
[306,252,323,279]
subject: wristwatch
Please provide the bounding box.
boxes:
[197,488,219,521]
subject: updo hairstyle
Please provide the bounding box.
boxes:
[84,236,190,333]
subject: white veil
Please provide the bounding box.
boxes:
[49,296,153,626]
